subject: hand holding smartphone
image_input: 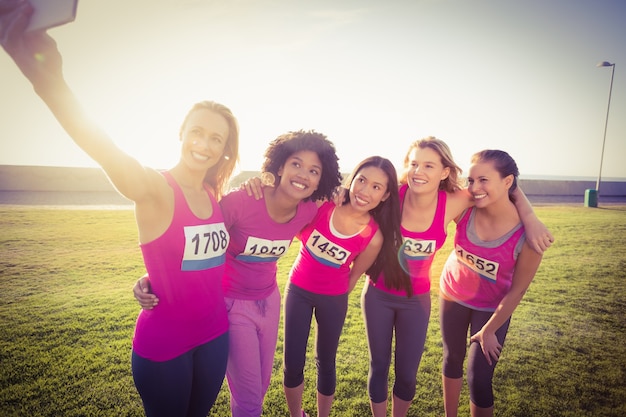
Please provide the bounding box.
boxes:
[26,0,78,32]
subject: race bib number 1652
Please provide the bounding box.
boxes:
[455,244,499,283]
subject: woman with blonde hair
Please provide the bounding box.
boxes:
[1,3,239,416]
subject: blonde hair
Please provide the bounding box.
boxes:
[399,136,463,192]
[180,101,240,199]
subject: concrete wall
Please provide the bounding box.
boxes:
[0,165,114,192]
[518,179,626,196]
[1,165,625,196]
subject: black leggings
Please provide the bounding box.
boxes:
[131,331,229,417]
[282,282,348,396]
[440,298,510,408]
[361,283,431,403]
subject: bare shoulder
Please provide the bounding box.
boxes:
[370,227,384,248]
[445,189,472,222]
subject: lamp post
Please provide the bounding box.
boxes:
[595,61,615,199]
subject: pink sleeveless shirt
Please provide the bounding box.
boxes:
[439,207,526,311]
[133,171,229,361]
[289,201,379,296]
[372,186,448,296]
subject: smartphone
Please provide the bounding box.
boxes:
[26,0,79,32]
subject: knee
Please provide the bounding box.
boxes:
[392,373,416,402]
[442,351,465,379]
[283,367,304,389]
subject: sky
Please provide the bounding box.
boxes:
[1,0,625,180]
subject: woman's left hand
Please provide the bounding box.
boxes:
[470,328,502,366]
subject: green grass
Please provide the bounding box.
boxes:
[1,205,625,416]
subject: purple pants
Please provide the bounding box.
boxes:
[225,286,281,417]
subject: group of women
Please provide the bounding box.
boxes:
[0,2,553,417]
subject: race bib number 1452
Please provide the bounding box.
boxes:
[305,230,351,269]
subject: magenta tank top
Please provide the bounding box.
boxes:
[439,207,525,311]
[132,171,229,361]
[373,186,448,296]
[290,201,379,295]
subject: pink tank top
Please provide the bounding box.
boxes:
[133,171,229,361]
[439,207,526,311]
[373,187,448,296]
[290,201,379,295]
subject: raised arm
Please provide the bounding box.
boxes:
[0,2,162,203]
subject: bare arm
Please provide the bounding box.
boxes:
[0,3,162,204]
[347,229,383,293]
[446,186,554,254]
[470,242,543,365]
[133,275,159,310]
[512,187,554,253]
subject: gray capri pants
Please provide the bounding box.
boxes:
[439,297,511,408]
[361,282,431,403]
[282,282,349,396]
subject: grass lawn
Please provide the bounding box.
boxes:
[1,205,625,416]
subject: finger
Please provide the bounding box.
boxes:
[0,1,31,44]
[483,348,493,366]
[0,0,23,14]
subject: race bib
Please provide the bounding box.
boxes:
[236,236,292,263]
[305,230,351,269]
[402,237,436,260]
[454,244,499,282]
[181,223,229,271]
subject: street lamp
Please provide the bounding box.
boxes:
[592,61,616,206]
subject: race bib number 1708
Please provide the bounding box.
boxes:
[182,223,229,271]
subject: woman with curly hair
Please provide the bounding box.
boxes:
[136,130,343,417]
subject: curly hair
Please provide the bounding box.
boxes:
[399,136,464,193]
[179,101,240,200]
[341,156,412,296]
[261,130,342,202]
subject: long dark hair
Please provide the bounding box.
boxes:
[341,156,412,296]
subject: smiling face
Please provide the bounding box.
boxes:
[405,146,450,195]
[348,165,390,213]
[276,150,322,200]
[467,160,513,207]
[179,108,229,172]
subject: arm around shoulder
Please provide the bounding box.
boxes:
[513,187,555,254]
